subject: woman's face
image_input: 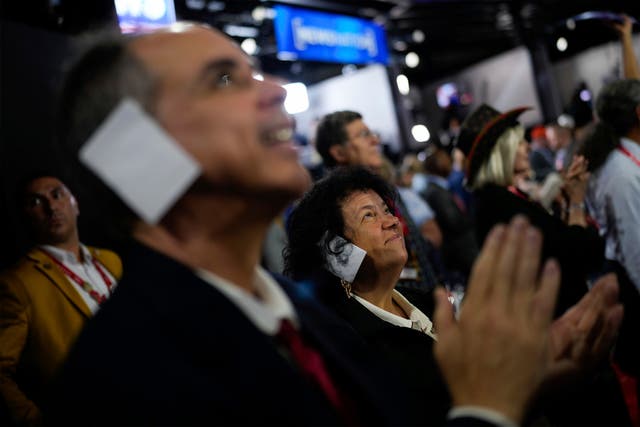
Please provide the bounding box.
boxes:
[340,190,407,272]
[513,140,531,181]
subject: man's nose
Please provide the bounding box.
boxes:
[44,197,59,214]
[258,75,288,109]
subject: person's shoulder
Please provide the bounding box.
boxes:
[0,248,48,282]
[87,245,123,279]
[474,184,514,203]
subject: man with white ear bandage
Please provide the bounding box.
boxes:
[45,24,622,427]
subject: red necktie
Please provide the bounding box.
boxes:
[276,319,356,424]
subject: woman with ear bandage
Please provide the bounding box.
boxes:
[284,166,450,426]
[284,165,623,427]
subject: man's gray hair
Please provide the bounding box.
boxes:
[596,79,640,136]
[57,30,157,241]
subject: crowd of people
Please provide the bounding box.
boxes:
[0,11,638,427]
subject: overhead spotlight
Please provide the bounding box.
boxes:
[411,124,430,143]
[283,83,309,114]
[240,38,258,55]
[405,52,420,68]
[566,18,576,30]
[252,6,267,22]
[143,0,167,20]
[412,29,425,43]
[342,64,357,75]
[206,1,225,12]
[556,37,568,52]
[393,40,408,51]
[396,74,410,95]
[185,0,205,10]
[224,24,259,38]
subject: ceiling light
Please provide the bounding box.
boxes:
[185,0,205,10]
[411,124,430,143]
[580,89,591,102]
[342,64,357,75]
[412,30,425,43]
[223,24,259,38]
[283,83,309,114]
[252,6,267,22]
[240,38,258,55]
[556,37,568,52]
[566,18,576,30]
[206,1,225,12]
[396,74,410,95]
[405,52,420,68]
[393,40,408,51]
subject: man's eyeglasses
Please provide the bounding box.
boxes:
[350,129,379,140]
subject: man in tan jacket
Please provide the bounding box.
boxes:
[0,174,122,426]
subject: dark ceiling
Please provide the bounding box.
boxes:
[3,0,640,86]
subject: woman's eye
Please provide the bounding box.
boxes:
[362,212,374,220]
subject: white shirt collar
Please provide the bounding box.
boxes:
[39,244,91,265]
[195,266,298,336]
[352,289,436,340]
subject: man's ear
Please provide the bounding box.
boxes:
[70,195,80,216]
[329,144,349,164]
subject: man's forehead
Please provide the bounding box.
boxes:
[25,177,67,194]
[130,25,247,69]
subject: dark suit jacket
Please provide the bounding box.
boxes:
[330,294,451,426]
[46,243,416,426]
[422,181,478,276]
[474,184,604,315]
[46,243,501,426]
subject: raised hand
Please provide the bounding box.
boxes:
[545,274,623,384]
[434,216,560,424]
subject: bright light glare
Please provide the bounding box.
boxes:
[556,37,568,52]
[579,89,591,102]
[405,52,420,68]
[283,82,309,114]
[411,124,430,143]
[143,0,166,20]
[412,29,425,43]
[240,38,258,55]
[396,74,410,95]
[252,6,267,22]
[566,18,576,30]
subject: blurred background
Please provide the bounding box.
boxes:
[1,0,639,266]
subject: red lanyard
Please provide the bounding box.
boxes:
[618,145,640,167]
[507,185,529,200]
[40,248,113,305]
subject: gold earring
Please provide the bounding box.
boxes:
[340,279,352,298]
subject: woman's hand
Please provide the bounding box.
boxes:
[562,155,590,204]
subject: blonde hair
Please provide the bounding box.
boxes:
[471,125,524,189]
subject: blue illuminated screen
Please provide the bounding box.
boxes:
[114,0,176,34]
[273,5,389,65]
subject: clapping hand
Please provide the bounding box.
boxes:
[434,216,559,424]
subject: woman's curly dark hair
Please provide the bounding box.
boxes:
[283,166,397,283]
